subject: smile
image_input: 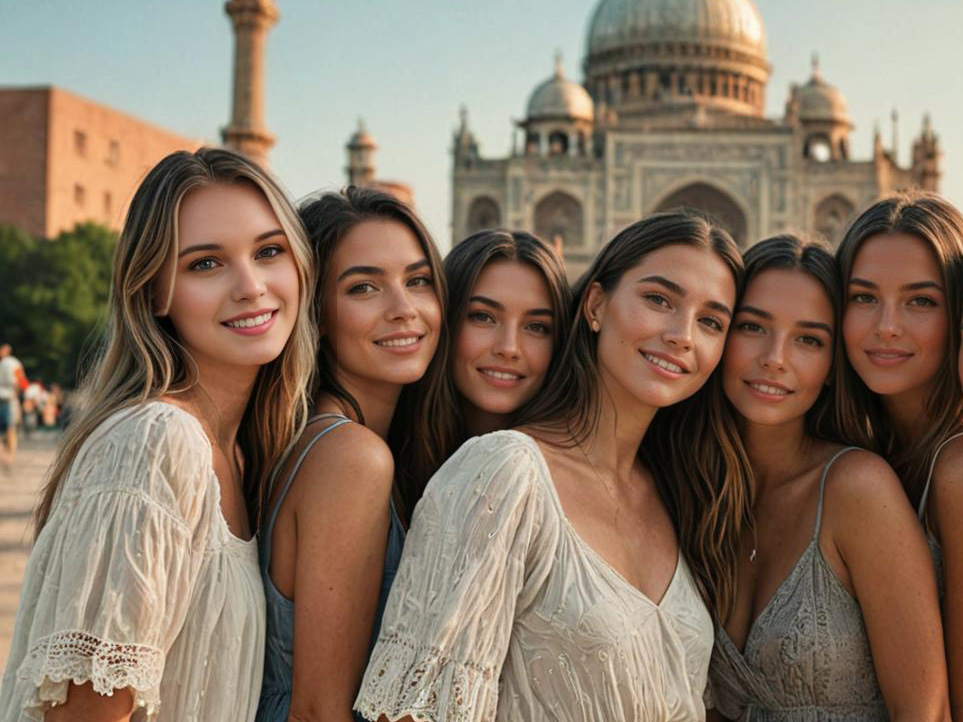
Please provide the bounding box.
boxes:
[375,336,422,348]
[642,352,686,374]
[224,311,275,329]
[745,381,792,397]
[480,369,522,381]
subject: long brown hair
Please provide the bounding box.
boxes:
[35,147,317,534]
[298,186,451,518]
[740,234,842,441]
[835,192,963,500]
[426,229,573,483]
[517,210,753,621]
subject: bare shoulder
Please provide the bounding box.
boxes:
[823,448,908,514]
[292,420,394,504]
[932,434,963,495]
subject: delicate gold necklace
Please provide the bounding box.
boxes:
[576,440,621,532]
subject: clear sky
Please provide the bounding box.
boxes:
[2,0,960,250]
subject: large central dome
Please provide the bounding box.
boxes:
[584,0,770,121]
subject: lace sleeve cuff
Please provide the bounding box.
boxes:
[17,630,164,721]
[354,633,499,722]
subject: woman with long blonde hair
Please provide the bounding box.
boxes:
[0,147,316,722]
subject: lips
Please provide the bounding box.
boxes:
[744,379,792,397]
[221,309,277,329]
[641,351,689,375]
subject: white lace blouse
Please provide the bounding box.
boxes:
[0,402,265,721]
[355,430,714,722]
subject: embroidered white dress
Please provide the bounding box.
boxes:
[0,402,266,721]
[355,430,714,722]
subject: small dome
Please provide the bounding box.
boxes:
[797,59,851,125]
[526,57,594,123]
[347,118,376,149]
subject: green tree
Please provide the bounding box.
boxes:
[0,222,116,386]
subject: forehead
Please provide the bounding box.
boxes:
[743,269,833,323]
[333,219,427,271]
[621,243,736,304]
[177,182,278,243]
[850,232,942,283]
[472,259,552,309]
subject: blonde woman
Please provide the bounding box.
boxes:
[0,147,316,722]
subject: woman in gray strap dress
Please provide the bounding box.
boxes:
[256,187,450,722]
[835,193,963,718]
[708,235,948,721]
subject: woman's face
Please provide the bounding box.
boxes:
[723,268,834,427]
[843,232,948,401]
[452,259,555,417]
[162,182,300,376]
[586,243,736,410]
[323,218,441,390]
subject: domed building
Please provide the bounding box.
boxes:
[451,0,941,274]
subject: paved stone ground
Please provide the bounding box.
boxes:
[0,433,58,672]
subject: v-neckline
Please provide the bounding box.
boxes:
[720,539,817,656]
[512,430,683,609]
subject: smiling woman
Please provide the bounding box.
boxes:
[0,147,317,722]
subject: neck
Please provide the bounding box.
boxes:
[461,398,511,438]
[318,375,403,439]
[740,415,811,489]
[183,363,258,451]
[583,382,657,480]
[881,387,931,448]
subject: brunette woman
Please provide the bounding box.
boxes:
[356,210,752,721]
[430,229,571,470]
[708,235,948,721]
[836,193,963,718]
[256,187,449,722]
[0,148,317,721]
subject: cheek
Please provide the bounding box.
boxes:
[454,324,488,366]
[327,300,373,355]
[919,315,950,356]
[696,334,727,378]
[841,309,868,348]
[522,338,553,377]
[419,293,443,335]
[796,351,833,393]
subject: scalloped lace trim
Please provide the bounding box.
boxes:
[17,630,164,720]
[354,633,498,722]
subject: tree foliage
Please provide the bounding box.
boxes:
[0,222,116,386]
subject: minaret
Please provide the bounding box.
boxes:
[345,119,377,186]
[222,0,278,167]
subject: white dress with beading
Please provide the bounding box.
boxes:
[355,430,714,722]
[0,402,265,721]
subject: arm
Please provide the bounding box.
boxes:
[930,439,963,721]
[828,452,950,722]
[286,425,394,722]
[45,684,134,722]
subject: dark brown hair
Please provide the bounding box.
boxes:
[516,210,753,621]
[740,234,841,441]
[835,192,963,501]
[426,229,573,481]
[299,186,452,518]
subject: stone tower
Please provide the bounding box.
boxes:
[222,0,278,167]
[345,119,377,186]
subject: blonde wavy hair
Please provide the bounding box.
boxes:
[34,147,317,534]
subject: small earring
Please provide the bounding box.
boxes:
[591,319,600,333]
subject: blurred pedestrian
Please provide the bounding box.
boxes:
[0,343,27,463]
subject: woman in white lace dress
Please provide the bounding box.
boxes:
[0,147,317,721]
[355,210,754,722]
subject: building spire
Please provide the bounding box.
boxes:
[221,0,279,167]
[554,50,565,79]
[811,51,821,80]
[891,108,899,164]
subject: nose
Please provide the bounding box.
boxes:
[874,301,903,340]
[385,283,418,322]
[492,324,521,360]
[232,260,267,302]
[663,315,693,352]
[760,335,786,372]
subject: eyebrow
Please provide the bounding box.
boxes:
[178,229,285,258]
[739,305,832,334]
[639,274,732,317]
[337,258,430,282]
[849,277,944,293]
[469,295,554,316]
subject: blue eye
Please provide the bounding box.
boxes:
[189,257,218,271]
[256,244,283,259]
[644,293,670,308]
[908,296,938,308]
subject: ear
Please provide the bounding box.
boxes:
[583,281,607,332]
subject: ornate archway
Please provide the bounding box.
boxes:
[466,196,501,234]
[814,194,855,246]
[534,191,584,248]
[655,182,749,246]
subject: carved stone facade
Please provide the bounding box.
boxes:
[451,0,942,277]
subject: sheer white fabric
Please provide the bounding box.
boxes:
[0,402,265,721]
[355,430,714,722]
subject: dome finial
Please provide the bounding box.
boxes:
[554,50,565,79]
[459,104,469,129]
[811,52,821,79]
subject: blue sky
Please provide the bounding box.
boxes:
[2,0,960,250]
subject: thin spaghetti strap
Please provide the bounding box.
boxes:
[263,416,352,561]
[918,430,963,518]
[813,447,861,539]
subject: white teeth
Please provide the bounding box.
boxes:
[643,353,683,373]
[749,382,790,396]
[226,312,272,329]
[377,336,420,348]
[481,369,521,381]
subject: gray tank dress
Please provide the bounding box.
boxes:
[255,413,406,722]
[709,447,888,721]
[917,431,963,600]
